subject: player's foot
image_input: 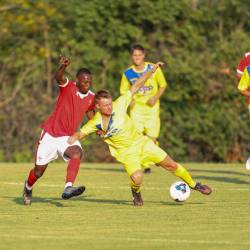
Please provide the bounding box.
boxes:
[131,190,143,206]
[193,183,212,195]
[144,168,151,174]
[245,158,250,170]
[61,185,85,200]
[23,181,32,205]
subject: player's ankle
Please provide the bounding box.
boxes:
[64,182,73,189]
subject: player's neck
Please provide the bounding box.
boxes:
[101,113,111,119]
[134,62,146,72]
[101,113,112,132]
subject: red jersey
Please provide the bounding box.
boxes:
[237,52,250,76]
[41,79,95,137]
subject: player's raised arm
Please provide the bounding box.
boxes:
[55,55,70,86]
[130,62,164,96]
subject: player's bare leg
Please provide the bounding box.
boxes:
[130,170,144,206]
[159,155,212,195]
[23,164,48,205]
[61,145,85,199]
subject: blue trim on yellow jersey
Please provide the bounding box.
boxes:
[107,113,114,131]
[124,64,152,85]
[96,124,102,130]
[247,65,250,75]
[95,113,115,132]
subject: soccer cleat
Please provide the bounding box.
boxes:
[23,181,32,205]
[131,190,143,206]
[61,185,85,200]
[144,168,152,174]
[193,182,212,195]
[245,158,250,170]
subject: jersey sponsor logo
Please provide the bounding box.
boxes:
[138,85,153,94]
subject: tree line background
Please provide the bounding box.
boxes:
[0,0,249,163]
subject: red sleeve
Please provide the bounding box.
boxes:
[88,95,95,111]
[237,57,247,75]
[59,79,75,92]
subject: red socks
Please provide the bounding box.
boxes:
[66,158,81,184]
[27,169,38,188]
[27,159,80,189]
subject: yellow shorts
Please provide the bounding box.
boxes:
[116,137,167,176]
[129,103,160,138]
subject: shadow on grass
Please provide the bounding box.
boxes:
[9,196,67,207]
[161,201,205,206]
[190,169,250,177]
[82,197,131,206]
[83,167,124,173]
[193,175,250,185]
[83,198,205,206]
[8,196,205,207]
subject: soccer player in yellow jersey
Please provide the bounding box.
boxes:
[68,62,212,206]
[120,44,167,173]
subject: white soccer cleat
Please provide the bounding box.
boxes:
[245,158,250,170]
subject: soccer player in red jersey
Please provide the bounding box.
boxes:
[236,52,250,170]
[237,52,250,78]
[23,55,95,205]
[236,52,250,106]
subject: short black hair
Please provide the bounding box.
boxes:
[95,89,112,102]
[76,68,91,77]
[130,44,145,54]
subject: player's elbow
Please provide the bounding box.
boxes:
[54,73,62,84]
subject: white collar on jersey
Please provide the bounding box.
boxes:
[76,90,94,99]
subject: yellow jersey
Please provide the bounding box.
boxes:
[120,62,167,105]
[80,91,143,158]
[238,66,250,92]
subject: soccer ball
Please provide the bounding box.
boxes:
[169,181,191,202]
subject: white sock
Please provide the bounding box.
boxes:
[64,182,73,189]
[25,182,32,191]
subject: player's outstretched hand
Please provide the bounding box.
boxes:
[59,54,70,66]
[68,133,77,145]
[68,131,84,145]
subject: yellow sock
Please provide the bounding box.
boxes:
[174,164,196,188]
[131,180,141,193]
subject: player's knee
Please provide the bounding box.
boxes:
[34,168,45,178]
[72,148,83,159]
[166,163,178,171]
[160,156,178,171]
[131,171,143,186]
[66,146,83,160]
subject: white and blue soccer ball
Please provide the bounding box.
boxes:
[170,181,191,202]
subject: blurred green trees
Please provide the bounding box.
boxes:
[0,0,249,162]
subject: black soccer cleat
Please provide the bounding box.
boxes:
[131,190,144,206]
[23,181,32,205]
[144,168,152,174]
[61,185,86,200]
[193,182,212,195]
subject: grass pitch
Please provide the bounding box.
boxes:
[0,162,250,250]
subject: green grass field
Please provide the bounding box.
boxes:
[1,163,250,250]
